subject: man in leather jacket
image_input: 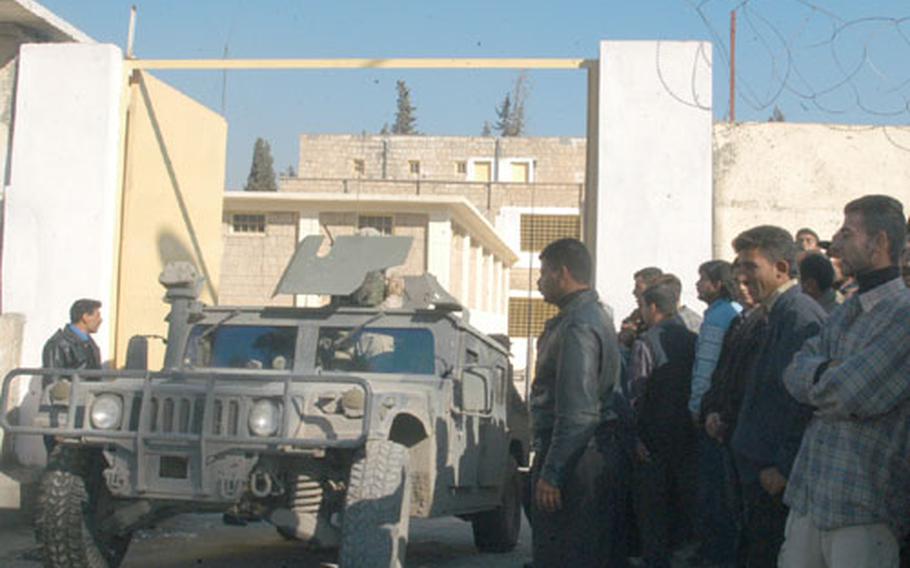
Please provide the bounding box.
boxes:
[42,298,103,394]
[530,238,623,567]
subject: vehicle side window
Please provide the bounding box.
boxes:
[495,365,507,405]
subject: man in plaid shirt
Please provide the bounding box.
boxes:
[781,195,909,567]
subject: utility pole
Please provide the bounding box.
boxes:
[730,9,736,123]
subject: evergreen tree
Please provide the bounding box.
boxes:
[494,73,529,137]
[244,138,277,191]
[481,121,492,137]
[284,164,296,177]
[768,105,786,122]
[494,95,512,136]
[392,80,418,135]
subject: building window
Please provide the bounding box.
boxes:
[353,159,365,175]
[358,215,393,235]
[519,214,580,252]
[511,161,530,183]
[471,160,492,182]
[408,160,420,174]
[232,213,266,234]
[455,161,467,174]
[508,297,559,337]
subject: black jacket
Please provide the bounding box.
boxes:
[42,325,101,386]
[731,285,825,482]
[700,307,769,437]
[634,315,698,455]
[530,289,621,486]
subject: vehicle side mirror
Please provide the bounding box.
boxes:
[125,335,148,371]
[462,367,491,414]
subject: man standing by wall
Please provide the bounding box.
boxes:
[628,278,698,568]
[41,299,103,395]
[730,226,826,567]
[689,260,741,565]
[530,238,622,567]
[780,195,910,567]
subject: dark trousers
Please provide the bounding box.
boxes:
[531,440,630,568]
[695,433,738,563]
[738,481,788,568]
[633,448,696,567]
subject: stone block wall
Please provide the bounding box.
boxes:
[294,134,586,185]
[220,212,297,306]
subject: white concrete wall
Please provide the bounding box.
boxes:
[588,41,713,320]
[713,122,910,258]
[2,44,123,372]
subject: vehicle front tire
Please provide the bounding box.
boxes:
[471,457,521,553]
[339,440,410,568]
[35,447,132,568]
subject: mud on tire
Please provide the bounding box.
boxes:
[470,457,521,553]
[340,440,410,568]
[35,447,132,568]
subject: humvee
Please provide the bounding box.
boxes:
[0,235,529,568]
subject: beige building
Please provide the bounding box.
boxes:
[220,192,518,335]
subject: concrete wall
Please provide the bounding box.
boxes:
[713,122,910,258]
[117,71,227,367]
[2,43,122,371]
[588,41,713,320]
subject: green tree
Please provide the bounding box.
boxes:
[481,121,492,137]
[392,80,418,135]
[494,73,529,137]
[244,138,277,191]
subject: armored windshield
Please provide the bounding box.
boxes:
[316,327,434,375]
[187,325,297,370]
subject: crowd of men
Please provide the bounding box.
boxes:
[528,194,910,568]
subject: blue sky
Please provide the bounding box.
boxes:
[41,1,910,188]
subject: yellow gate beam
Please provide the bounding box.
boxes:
[125,58,593,71]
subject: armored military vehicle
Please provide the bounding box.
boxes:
[0,235,529,568]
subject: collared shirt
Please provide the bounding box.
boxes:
[762,278,797,311]
[67,323,90,342]
[688,298,742,416]
[783,277,910,537]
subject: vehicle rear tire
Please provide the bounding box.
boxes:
[35,447,132,568]
[339,440,410,568]
[471,457,521,553]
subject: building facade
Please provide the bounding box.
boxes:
[220,192,518,335]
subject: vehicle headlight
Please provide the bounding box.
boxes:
[90,394,123,430]
[248,399,280,437]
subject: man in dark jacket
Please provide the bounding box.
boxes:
[530,238,623,567]
[730,226,826,567]
[628,278,698,568]
[42,298,103,396]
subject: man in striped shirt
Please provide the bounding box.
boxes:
[781,195,910,568]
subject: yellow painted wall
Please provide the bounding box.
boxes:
[116,71,227,368]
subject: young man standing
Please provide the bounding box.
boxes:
[781,195,910,568]
[628,278,698,568]
[530,238,623,567]
[41,298,103,395]
[730,226,826,567]
[689,260,741,565]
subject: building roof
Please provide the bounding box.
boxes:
[223,191,520,265]
[0,0,93,43]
